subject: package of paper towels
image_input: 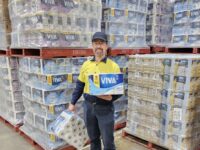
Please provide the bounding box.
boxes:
[50,110,88,149]
[89,73,124,95]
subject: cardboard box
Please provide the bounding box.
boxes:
[89,73,124,95]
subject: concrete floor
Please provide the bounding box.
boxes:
[0,121,34,150]
[0,121,147,150]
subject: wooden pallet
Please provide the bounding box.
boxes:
[19,128,76,150]
[164,47,200,54]
[0,115,22,132]
[150,46,165,53]
[114,122,126,131]
[10,47,150,58]
[111,48,150,56]
[10,48,94,58]
[122,130,168,150]
[0,49,11,56]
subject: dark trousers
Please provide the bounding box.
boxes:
[83,100,115,150]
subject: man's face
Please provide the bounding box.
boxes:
[92,39,108,58]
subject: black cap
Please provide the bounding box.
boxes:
[92,32,107,43]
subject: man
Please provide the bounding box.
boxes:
[68,32,122,150]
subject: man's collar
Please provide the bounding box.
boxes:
[91,56,107,63]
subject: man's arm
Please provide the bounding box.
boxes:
[71,80,85,105]
[68,79,85,112]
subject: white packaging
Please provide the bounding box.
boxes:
[50,110,88,149]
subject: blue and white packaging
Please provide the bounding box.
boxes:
[50,110,88,149]
[89,73,124,95]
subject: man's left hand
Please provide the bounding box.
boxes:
[97,95,112,101]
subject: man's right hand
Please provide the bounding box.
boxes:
[68,103,76,112]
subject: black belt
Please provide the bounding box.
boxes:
[84,94,113,106]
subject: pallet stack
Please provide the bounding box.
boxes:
[102,0,148,48]
[7,0,102,149]
[171,0,200,47]
[19,57,86,149]
[146,0,173,46]
[0,0,11,50]
[126,54,200,150]
[0,56,24,126]
[17,55,129,149]
[9,0,101,48]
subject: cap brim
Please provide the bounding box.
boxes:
[92,37,107,42]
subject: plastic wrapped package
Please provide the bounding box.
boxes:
[21,84,73,105]
[8,0,26,18]
[107,34,126,48]
[9,0,102,48]
[88,17,101,33]
[102,0,148,48]
[114,98,128,112]
[102,0,126,9]
[127,111,161,130]
[70,57,88,73]
[166,133,200,150]
[0,56,18,68]
[0,56,24,126]
[23,96,68,120]
[0,68,19,80]
[35,114,55,132]
[110,55,128,68]
[173,0,188,13]
[103,8,126,22]
[19,58,75,75]
[31,87,71,105]
[128,98,163,118]
[127,0,140,10]
[114,110,127,124]
[126,121,163,145]
[19,58,30,72]
[172,35,187,46]
[23,110,34,125]
[27,73,74,90]
[146,0,173,46]
[189,21,200,35]
[5,90,23,102]
[128,10,146,23]
[127,54,200,150]
[6,101,25,112]
[21,121,67,150]
[171,0,200,47]
[22,72,77,90]
[7,110,25,124]
[1,79,21,91]
[174,11,189,24]
[0,31,10,50]
[50,110,88,149]
[101,21,125,35]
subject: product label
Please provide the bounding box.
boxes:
[60,0,78,9]
[43,33,59,41]
[114,9,125,18]
[163,59,172,66]
[177,59,188,67]
[190,9,200,19]
[47,75,67,85]
[41,0,56,5]
[89,73,124,95]
[64,34,80,42]
[175,76,186,83]
[173,108,182,121]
